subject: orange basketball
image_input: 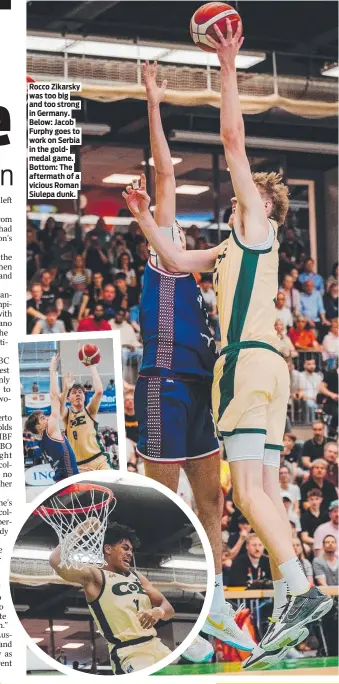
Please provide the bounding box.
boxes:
[190,2,242,53]
[78,344,101,366]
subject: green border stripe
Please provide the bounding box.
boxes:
[228,250,259,345]
[232,227,272,254]
[222,428,267,437]
[266,443,284,451]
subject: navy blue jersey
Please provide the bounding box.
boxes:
[140,261,218,379]
[40,429,78,481]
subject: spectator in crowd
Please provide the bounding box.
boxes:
[281,493,301,532]
[111,310,143,369]
[32,305,66,334]
[279,273,301,317]
[319,367,338,438]
[289,267,301,289]
[323,441,338,488]
[228,534,272,587]
[124,220,145,255]
[83,233,110,280]
[106,379,115,391]
[133,241,149,284]
[97,284,122,320]
[83,381,93,392]
[275,292,293,331]
[302,420,327,469]
[288,315,321,350]
[114,252,137,288]
[26,283,46,334]
[31,381,39,393]
[301,460,337,514]
[27,226,42,284]
[78,271,105,320]
[228,516,252,560]
[86,217,112,250]
[50,227,76,278]
[114,234,133,263]
[279,465,301,517]
[323,282,338,322]
[124,391,138,444]
[39,270,62,309]
[38,216,57,266]
[326,262,338,292]
[279,227,305,276]
[77,303,112,332]
[292,358,323,422]
[274,319,297,358]
[322,318,339,365]
[301,489,328,549]
[313,501,338,558]
[280,432,301,466]
[300,280,329,332]
[313,535,338,586]
[115,272,137,309]
[292,537,313,582]
[299,257,325,294]
[66,255,92,315]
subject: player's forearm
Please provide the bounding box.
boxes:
[148,104,173,177]
[137,210,185,271]
[91,365,103,397]
[219,65,245,146]
[49,546,62,571]
[156,598,174,621]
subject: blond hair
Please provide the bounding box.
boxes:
[252,172,289,226]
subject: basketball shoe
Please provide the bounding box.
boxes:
[202,602,255,652]
[181,635,214,663]
[261,587,333,651]
[243,625,309,671]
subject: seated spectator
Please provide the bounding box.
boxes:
[50,227,76,279]
[124,391,138,444]
[185,224,200,250]
[27,226,41,284]
[106,379,115,391]
[228,516,252,560]
[282,493,301,531]
[292,358,323,422]
[125,220,145,256]
[31,381,39,393]
[83,381,93,392]
[200,274,219,337]
[292,538,313,582]
[326,261,338,293]
[114,234,133,262]
[281,432,301,466]
[301,489,328,548]
[301,460,337,514]
[115,272,137,308]
[322,318,339,366]
[313,501,338,558]
[38,216,57,266]
[39,270,62,309]
[66,255,92,315]
[318,367,338,438]
[196,236,208,250]
[26,283,46,334]
[275,292,293,331]
[302,420,327,469]
[300,280,329,332]
[228,534,272,587]
[299,257,325,294]
[86,217,112,250]
[289,267,301,290]
[83,233,110,280]
[110,310,143,368]
[96,284,122,321]
[323,442,338,488]
[275,319,297,358]
[313,535,338,585]
[78,271,105,320]
[288,315,321,351]
[32,306,65,334]
[77,303,112,332]
[279,273,301,317]
[323,283,338,321]
[279,465,301,516]
[279,227,305,277]
[114,252,137,288]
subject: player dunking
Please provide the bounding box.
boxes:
[123,61,255,661]
[123,32,332,666]
[60,364,114,471]
[50,523,174,674]
[24,354,78,481]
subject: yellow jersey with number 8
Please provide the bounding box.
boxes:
[66,407,105,465]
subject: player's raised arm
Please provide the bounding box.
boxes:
[49,521,102,589]
[143,61,175,227]
[209,21,269,243]
[136,572,174,628]
[86,365,103,418]
[59,371,74,422]
[48,354,62,433]
[122,175,219,273]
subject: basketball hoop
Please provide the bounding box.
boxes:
[33,483,116,570]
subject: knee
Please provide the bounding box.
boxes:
[232,485,249,516]
[197,486,224,517]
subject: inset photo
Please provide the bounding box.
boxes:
[10,473,213,677]
[20,334,122,502]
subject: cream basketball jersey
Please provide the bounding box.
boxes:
[88,569,156,647]
[66,407,105,465]
[213,220,280,350]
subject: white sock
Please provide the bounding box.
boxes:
[272,579,288,620]
[209,573,225,613]
[279,558,310,596]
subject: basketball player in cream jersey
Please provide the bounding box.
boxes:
[123,27,332,667]
[50,523,173,673]
[60,364,113,471]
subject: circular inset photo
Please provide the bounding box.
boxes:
[10,472,214,677]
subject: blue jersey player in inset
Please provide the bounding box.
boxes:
[24,354,78,482]
[124,62,255,662]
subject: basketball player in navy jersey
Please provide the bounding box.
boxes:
[124,61,255,660]
[24,354,78,481]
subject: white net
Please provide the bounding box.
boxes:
[36,485,115,570]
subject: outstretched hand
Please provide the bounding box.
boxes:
[143,60,167,106]
[50,353,60,370]
[63,371,74,392]
[122,174,151,217]
[207,20,244,67]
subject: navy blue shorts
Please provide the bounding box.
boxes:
[134,376,219,463]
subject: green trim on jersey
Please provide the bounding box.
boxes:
[221,340,282,358]
[222,428,267,437]
[265,443,284,451]
[231,228,273,254]
[228,250,259,345]
[217,349,240,422]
